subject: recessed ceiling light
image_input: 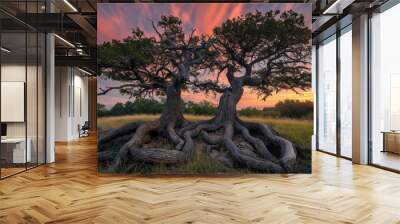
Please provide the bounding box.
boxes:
[323,0,355,15]
[54,34,75,48]
[63,0,78,12]
[1,47,11,53]
[78,67,92,76]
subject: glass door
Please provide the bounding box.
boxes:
[339,25,352,158]
[317,35,337,154]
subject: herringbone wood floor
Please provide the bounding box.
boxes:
[1,135,400,224]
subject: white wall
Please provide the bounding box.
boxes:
[55,67,89,141]
[55,66,70,141]
[72,72,89,138]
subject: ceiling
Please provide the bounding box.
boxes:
[310,0,390,40]
[0,0,97,73]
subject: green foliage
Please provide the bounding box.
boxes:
[238,100,313,119]
[98,99,164,117]
[184,101,217,115]
[97,103,109,117]
[99,100,220,117]
[213,10,311,99]
[125,99,164,115]
[262,108,281,118]
[109,103,126,116]
[275,100,313,119]
[99,99,314,119]
[98,29,155,78]
[98,15,215,100]
[239,107,267,117]
[238,107,280,118]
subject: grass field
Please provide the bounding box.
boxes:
[98,114,313,148]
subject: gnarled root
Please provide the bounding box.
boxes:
[101,119,206,172]
[98,122,142,146]
[99,116,298,173]
[222,123,284,173]
[241,121,297,171]
[234,122,280,164]
[184,119,286,173]
[185,117,298,173]
[107,120,186,172]
[167,123,185,150]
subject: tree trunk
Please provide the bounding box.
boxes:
[205,72,292,172]
[160,84,184,129]
[213,80,243,124]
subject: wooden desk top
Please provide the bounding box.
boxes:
[1,138,29,143]
[381,131,400,134]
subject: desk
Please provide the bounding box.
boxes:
[382,131,400,154]
[1,138,31,163]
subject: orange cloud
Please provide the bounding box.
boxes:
[228,4,244,19]
[182,88,313,109]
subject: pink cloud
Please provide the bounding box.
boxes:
[97,3,312,107]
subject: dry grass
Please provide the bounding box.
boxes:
[98,114,311,128]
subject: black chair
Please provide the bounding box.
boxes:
[79,121,90,138]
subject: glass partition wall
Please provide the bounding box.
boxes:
[0,3,46,179]
[370,3,400,171]
[316,24,352,159]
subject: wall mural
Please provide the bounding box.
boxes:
[97,3,313,174]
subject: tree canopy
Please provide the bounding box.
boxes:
[98,10,312,174]
[98,15,215,99]
[200,10,311,99]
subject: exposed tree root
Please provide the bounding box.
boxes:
[221,122,284,173]
[98,122,143,146]
[98,117,299,173]
[234,122,280,164]
[241,121,297,171]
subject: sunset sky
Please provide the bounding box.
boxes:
[97,3,313,109]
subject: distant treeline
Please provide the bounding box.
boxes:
[98,99,313,119]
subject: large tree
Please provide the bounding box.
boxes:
[98,15,214,170]
[188,10,311,172]
[98,11,311,173]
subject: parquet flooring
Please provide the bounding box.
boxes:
[1,135,400,223]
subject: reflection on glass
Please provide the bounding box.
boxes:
[27,31,38,169]
[371,3,400,171]
[1,32,27,177]
[0,1,47,179]
[340,27,352,158]
[318,35,337,154]
[38,33,46,165]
